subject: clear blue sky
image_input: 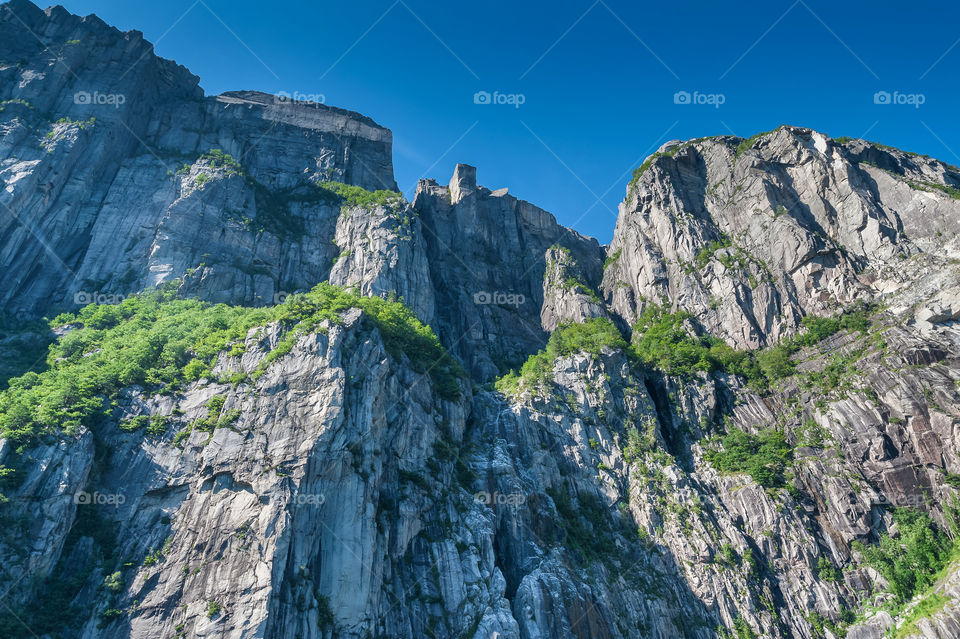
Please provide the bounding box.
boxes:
[55,0,960,244]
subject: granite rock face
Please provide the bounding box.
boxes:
[602,126,960,349]
[413,163,604,379]
[0,0,395,315]
[5,3,960,639]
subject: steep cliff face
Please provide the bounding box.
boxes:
[413,163,604,379]
[4,3,960,639]
[602,126,960,349]
[0,0,395,314]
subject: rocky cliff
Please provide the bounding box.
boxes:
[3,2,960,639]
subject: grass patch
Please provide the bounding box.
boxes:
[907,179,960,199]
[854,508,956,606]
[734,127,780,157]
[890,591,950,639]
[694,235,733,269]
[628,147,682,192]
[627,302,875,392]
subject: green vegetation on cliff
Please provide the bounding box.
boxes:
[702,427,793,489]
[630,303,875,389]
[0,283,462,447]
[495,318,626,395]
[317,180,402,209]
[495,302,875,398]
[854,508,956,605]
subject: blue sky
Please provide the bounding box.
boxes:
[56,0,960,244]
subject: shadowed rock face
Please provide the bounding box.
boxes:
[413,163,604,379]
[4,3,960,639]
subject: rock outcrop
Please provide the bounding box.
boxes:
[602,127,960,349]
[0,0,395,315]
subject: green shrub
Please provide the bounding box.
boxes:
[630,306,712,375]
[734,127,780,158]
[603,248,622,270]
[816,556,841,582]
[755,345,794,381]
[703,427,793,489]
[495,318,626,395]
[853,508,954,605]
[695,236,732,268]
[0,283,463,446]
[199,149,242,174]
[103,571,123,592]
[628,146,683,192]
[891,591,950,639]
[561,275,602,303]
[317,180,402,209]
[120,415,150,432]
[146,415,170,437]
